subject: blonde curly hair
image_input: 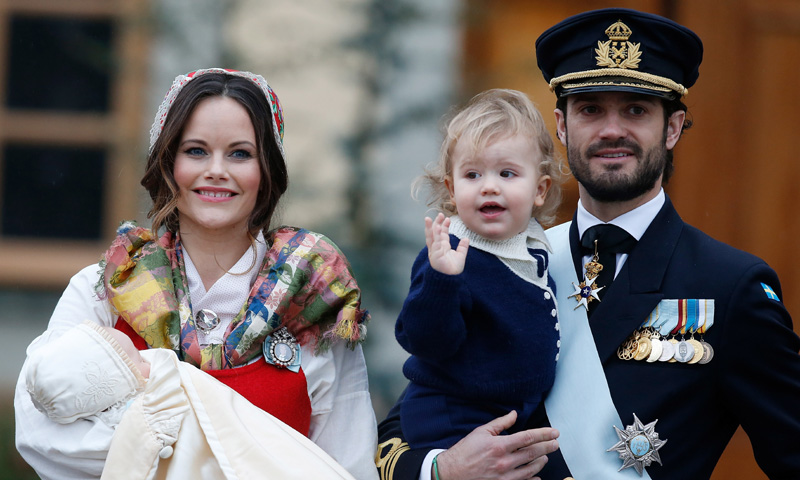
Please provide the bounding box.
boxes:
[413,89,564,226]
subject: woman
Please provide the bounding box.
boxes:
[15,68,378,480]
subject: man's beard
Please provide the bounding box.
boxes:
[567,136,667,203]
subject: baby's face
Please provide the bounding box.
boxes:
[105,327,150,378]
[447,133,550,241]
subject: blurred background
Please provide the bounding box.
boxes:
[0,0,796,478]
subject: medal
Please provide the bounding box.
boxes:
[667,338,679,363]
[645,332,663,363]
[607,413,668,476]
[571,274,603,310]
[665,309,687,363]
[643,315,669,363]
[673,339,694,363]
[675,300,701,363]
[695,303,715,364]
[699,342,714,364]
[617,335,638,360]
[633,334,652,361]
[571,241,604,310]
[621,311,656,362]
[658,339,675,362]
[637,314,668,363]
[687,338,704,364]
[648,308,676,363]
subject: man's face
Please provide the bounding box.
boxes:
[554,92,684,203]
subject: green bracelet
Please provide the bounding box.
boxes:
[432,453,441,480]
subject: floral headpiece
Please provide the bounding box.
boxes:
[148,68,285,160]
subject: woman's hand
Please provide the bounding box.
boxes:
[425,213,469,276]
[435,411,559,480]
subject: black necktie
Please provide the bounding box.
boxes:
[580,224,637,314]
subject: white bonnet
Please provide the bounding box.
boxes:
[25,321,147,424]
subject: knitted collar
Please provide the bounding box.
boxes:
[448,216,552,288]
[448,216,552,259]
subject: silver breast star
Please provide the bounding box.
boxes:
[607,413,667,476]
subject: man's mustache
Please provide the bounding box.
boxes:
[584,139,643,159]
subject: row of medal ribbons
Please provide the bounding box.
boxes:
[617,299,714,365]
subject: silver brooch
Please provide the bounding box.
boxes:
[195,309,220,333]
[607,413,667,476]
[264,327,300,369]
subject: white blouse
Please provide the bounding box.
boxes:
[15,241,379,480]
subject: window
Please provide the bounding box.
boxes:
[0,0,149,288]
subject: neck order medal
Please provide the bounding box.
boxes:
[571,239,604,310]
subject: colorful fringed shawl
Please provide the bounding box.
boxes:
[96,222,369,371]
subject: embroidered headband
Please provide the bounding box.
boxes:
[148,68,286,160]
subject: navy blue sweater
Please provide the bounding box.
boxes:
[396,235,559,403]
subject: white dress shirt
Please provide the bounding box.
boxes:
[577,189,665,278]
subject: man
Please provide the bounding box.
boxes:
[376,8,800,480]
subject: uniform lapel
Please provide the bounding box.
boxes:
[586,198,685,363]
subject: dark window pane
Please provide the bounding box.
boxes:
[2,144,105,239]
[6,16,114,112]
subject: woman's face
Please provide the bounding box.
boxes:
[173,96,261,238]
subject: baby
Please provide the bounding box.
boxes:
[25,322,149,427]
[396,89,564,449]
[24,321,355,479]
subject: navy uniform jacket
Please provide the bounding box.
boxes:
[376,197,800,480]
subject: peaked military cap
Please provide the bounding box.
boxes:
[535,8,703,99]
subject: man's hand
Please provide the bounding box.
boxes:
[426,213,469,275]
[435,411,559,480]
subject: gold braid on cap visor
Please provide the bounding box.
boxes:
[549,68,688,97]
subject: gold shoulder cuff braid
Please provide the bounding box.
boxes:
[376,438,411,480]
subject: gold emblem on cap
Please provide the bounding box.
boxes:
[605,19,632,40]
[596,20,641,70]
